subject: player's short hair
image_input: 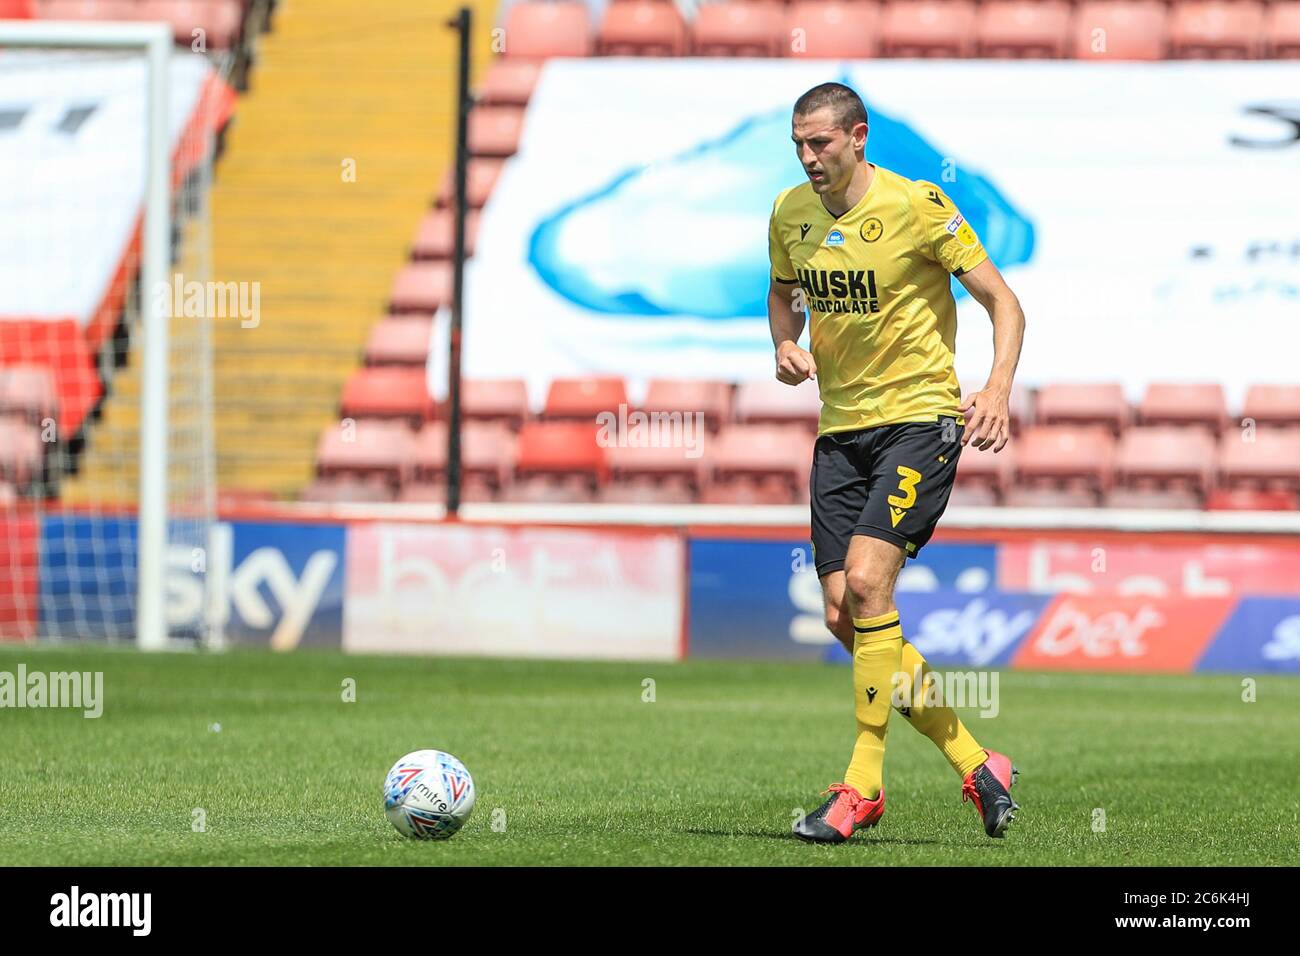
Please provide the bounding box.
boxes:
[793,83,869,134]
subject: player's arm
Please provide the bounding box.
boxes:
[769,278,816,385]
[956,258,1024,454]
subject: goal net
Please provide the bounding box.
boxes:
[0,22,225,649]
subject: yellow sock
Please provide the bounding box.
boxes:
[843,610,904,800]
[895,640,987,778]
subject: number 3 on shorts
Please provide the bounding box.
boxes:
[887,466,922,510]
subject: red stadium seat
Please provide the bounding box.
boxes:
[1103,487,1203,510]
[597,477,697,505]
[515,421,607,483]
[947,484,1000,507]
[880,1,978,58]
[606,442,706,490]
[300,476,396,504]
[0,0,31,16]
[543,376,629,420]
[468,107,526,158]
[643,379,733,432]
[464,379,531,430]
[598,1,689,56]
[1035,382,1130,435]
[1266,4,1300,58]
[1169,2,1264,59]
[0,366,58,425]
[1114,426,1216,495]
[1206,487,1299,511]
[315,419,416,488]
[1218,428,1300,491]
[399,476,498,504]
[1015,425,1116,493]
[340,367,433,425]
[503,2,593,59]
[701,476,796,506]
[977,1,1071,58]
[784,2,882,59]
[412,208,481,260]
[734,380,820,430]
[0,420,42,490]
[364,318,433,367]
[411,421,516,490]
[500,474,598,503]
[1241,385,1300,427]
[955,443,1016,496]
[709,424,815,493]
[478,59,544,106]
[1003,486,1099,508]
[389,262,453,314]
[437,159,505,209]
[1071,2,1168,60]
[691,2,786,57]
[1138,382,1227,433]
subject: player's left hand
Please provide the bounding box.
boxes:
[959,386,1011,452]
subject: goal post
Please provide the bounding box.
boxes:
[0,20,218,651]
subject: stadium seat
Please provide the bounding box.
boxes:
[478,59,543,106]
[1205,487,1299,511]
[0,420,42,490]
[880,1,978,58]
[398,476,498,504]
[515,421,607,484]
[1114,426,1216,495]
[412,421,517,490]
[955,442,1015,497]
[500,474,598,503]
[364,318,433,367]
[1034,383,1130,435]
[1266,4,1300,58]
[709,424,815,494]
[597,477,697,505]
[977,1,1071,58]
[1103,487,1203,510]
[300,476,396,504]
[1241,384,1300,427]
[339,367,434,425]
[1071,2,1168,60]
[642,379,733,432]
[691,2,786,57]
[468,107,526,158]
[783,2,882,59]
[543,376,629,420]
[389,262,453,314]
[464,379,531,430]
[1169,2,1264,59]
[701,475,797,506]
[0,365,58,425]
[597,1,689,56]
[947,484,1000,507]
[1015,425,1116,493]
[606,442,706,490]
[412,208,481,260]
[1138,382,1227,433]
[1218,428,1300,491]
[0,0,31,16]
[437,159,505,209]
[315,420,416,488]
[502,2,593,59]
[1003,486,1099,508]
[734,380,820,430]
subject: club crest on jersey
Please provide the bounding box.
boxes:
[860,218,883,242]
[825,229,845,246]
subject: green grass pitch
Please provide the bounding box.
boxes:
[0,645,1296,866]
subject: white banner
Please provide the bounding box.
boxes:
[454,60,1300,409]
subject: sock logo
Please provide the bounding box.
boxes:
[866,686,878,703]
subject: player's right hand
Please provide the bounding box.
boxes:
[776,342,816,386]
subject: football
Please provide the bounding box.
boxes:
[383,750,476,840]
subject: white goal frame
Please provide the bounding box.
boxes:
[0,20,173,650]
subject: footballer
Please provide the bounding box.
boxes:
[767,83,1027,844]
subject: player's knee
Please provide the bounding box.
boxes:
[844,562,894,617]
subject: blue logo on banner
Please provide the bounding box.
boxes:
[529,78,1034,322]
[1196,598,1300,674]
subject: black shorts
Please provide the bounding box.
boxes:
[810,415,964,575]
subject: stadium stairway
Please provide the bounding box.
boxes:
[65,0,498,503]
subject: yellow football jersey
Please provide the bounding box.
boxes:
[768,164,987,435]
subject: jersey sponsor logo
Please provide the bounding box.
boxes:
[861,217,883,242]
[825,229,845,246]
[794,267,880,314]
